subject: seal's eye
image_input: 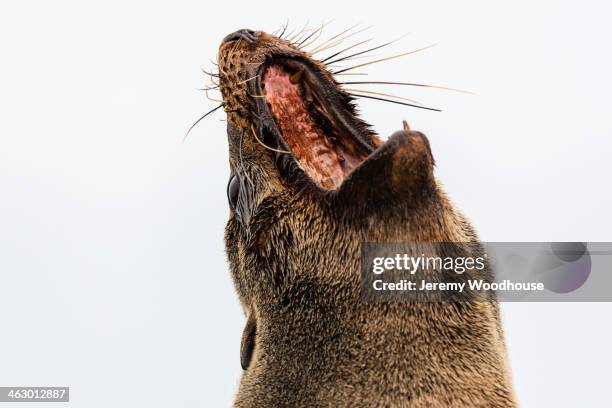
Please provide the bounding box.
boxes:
[227,174,240,211]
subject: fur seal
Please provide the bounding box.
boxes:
[215,27,517,407]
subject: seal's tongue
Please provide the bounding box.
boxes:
[263,65,367,190]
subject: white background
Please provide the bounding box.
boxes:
[1,0,611,406]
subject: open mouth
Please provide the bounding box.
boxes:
[258,58,375,190]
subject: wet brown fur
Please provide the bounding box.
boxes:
[219,29,517,407]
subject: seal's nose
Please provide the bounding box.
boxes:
[223,29,258,44]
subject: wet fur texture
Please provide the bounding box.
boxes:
[220,30,517,407]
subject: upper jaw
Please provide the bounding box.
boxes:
[246,55,378,191]
[259,57,374,148]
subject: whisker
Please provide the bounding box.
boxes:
[230,37,242,54]
[310,26,373,55]
[325,53,382,68]
[283,27,297,42]
[204,75,220,86]
[320,38,373,63]
[251,125,290,154]
[279,19,289,38]
[300,20,333,49]
[198,85,220,91]
[184,104,224,142]
[326,34,409,65]
[272,21,285,37]
[341,81,474,94]
[287,21,310,42]
[296,22,323,47]
[343,88,424,106]
[205,89,223,103]
[201,67,220,78]
[238,129,255,189]
[292,29,314,46]
[237,74,260,85]
[349,93,441,112]
[308,23,361,54]
[333,43,438,74]
[296,31,317,47]
[333,72,369,76]
[291,23,312,42]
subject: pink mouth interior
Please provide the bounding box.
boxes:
[262,65,367,190]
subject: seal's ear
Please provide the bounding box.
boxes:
[334,128,436,208]
[240,314,256,370]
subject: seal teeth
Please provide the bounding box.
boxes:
[290,69,303,84]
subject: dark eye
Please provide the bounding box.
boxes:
[227,174,240,211]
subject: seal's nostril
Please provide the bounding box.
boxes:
[223,29,258,44]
